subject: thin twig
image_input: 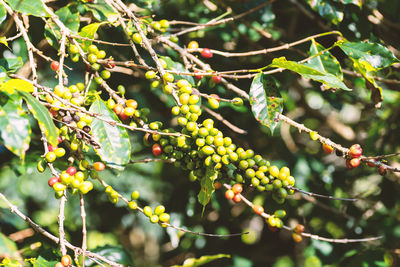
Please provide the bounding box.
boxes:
[80,195,87,267]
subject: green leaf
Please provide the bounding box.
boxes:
[337,40,399,107]
[337,40,399,70]
[86,0,118,23]
[44,5,80,49]
[0,5,7,25]
[332,0,362,7]
[305,40,343,80]
[173,254,230,267]
[160,56,195,85]
[0,57,23,73]
[0,232,18,257]
[0,99,31,159]
[0,66,8,84]
[79,22,104,50]
[269,57,351,91]
[1,79,34,94]
[249,73,283,134]
[85,245,134,267]
[6,0,49,17]
[0,37,9,48]
[18,91,59,147]
[33,256,59,267]
[197,166,218,213]
[89,98,131,169]
[305,0,343,25]
[305,255,322,267]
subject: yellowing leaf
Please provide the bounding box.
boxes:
[2,79,34,94]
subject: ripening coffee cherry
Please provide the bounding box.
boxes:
[294,224,305,234]
[212,75,222,84]
[309,131,319,141]
[163,73,174,83]
[54,147,66,157]
[252,204,264,215]
[145,70,156,80]
[345,159,354,170]
[152,144,162,156]
[366,158,376,167]
[349,158,361,168]
[349,144,362,158]
[45,152,57,162]
[201,48,213,58]
[93,162,105,171]
[188,41,199,49]
[208,95,220,109]
[194,70,203,80]
[51,61,60,71]
[322,143,334,154]
[61,255,72,266]
[232,194,241,203]
[132,33,142,44]
[292,233,303,243]
[225,189,235,200]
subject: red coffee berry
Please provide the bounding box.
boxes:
[378,165,387,176]
[66,166,77,176]
[212,75,222,84]
[345,159,354,170]
[366,158,376,167]
[61,255,72,266]
[201,48,213,58]
[294,224,305,234]
[152,144,162,156]
[194,70,203,80]
[292,233,303,243]
[48,177,60,187]
[51,61,60,71]
[349,144,362,158]
[48,144,56,152]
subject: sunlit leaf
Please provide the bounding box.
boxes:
[79,23,104,50]
[86,0,118,23]
[2,79,34,94]
[89,98,131,170]
[305,40,343,80]
[173,254,230,267]
[198,166,218,213]
[249,73,283,134]
[6,0,49,17]
[269,57,350,91]
[0,4,6,25]
[0,99,31,159]
[33,256,58,267]
[0,37,8,48]
[18,91,59,147]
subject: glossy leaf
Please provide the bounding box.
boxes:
[0,5,6,25]
[33,256,58,267]
[337,40,399,70]
[0,57,23,73]
[306,0,343,25]
[79,23,103,50]
[269,57,350,91]
[198,166,218,213]
[89,98,131,169]
[5,0,49,17]
[2,79,34,94]
[0,232,18,257]
[160,56,195,85]
[249,73,283,134]
[173,254,230,267]
[87,0,118,23]
[337,40,399,107]
[44,5,80,48]
[0,99,31,159]
[85,245,134,267]
[305,40,343,80]
[18,91,59,147]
